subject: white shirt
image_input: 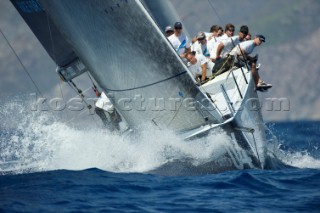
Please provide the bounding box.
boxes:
[219,34,229,41]
[208,36,221,59]
[230,40,255,56]
[219,35,240,58]
[188,54,214,78]
[204,32,213,39]
[168,34,190,55]
[191,41,210,57]
[95,92,114,113]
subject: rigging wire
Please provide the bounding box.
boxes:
[104,71,187,92]
[1,23,95,128]
[66,80,100,126]
[86,72,98,90]
[207,0,224,25]
[0,27,46,99]
[67,80,89,107]
[44,10,100,126]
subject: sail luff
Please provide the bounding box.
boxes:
[140,0,180,30]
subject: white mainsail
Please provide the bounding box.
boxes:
[37,0,223,132]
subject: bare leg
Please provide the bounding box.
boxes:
[251,62,260,85]
[251,62,272,91]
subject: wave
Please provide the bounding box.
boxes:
[265,123,320,170]
[1,99,319,175]
[0,99,233,174]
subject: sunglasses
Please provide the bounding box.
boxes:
[175,27,182,30]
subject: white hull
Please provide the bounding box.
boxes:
[181,67,267,169]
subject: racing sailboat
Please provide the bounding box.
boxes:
[10,0,268,171]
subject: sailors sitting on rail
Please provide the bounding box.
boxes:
[191,25,223,46]
[230,34,272,91]
[165,25,174,37]
[209,24,235,62]
[185,51,214,85]
[191,32,210,58]
[207,25,223,40]
[168,22,191,58]
[93,88,121,131]
[214,25,249,61]
[210,25,249,74]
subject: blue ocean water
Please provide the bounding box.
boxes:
[1,118,320,212]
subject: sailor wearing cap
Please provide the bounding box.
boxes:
[230,34,265,56]
[168,22,191,57]
[164,25,174,37]
[230,34,272,91]
[191,31,210,58]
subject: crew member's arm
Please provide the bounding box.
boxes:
[180,42,191,58]
[215,42,224,60]
[238,47,247,58]
[191,36,197,44]
[201,63,207,82]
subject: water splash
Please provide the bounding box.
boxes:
[1,99,319,175]
[282,152,320,169]
[0,99,233,174]
[265,123,320,169]
[268,143,320,169]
